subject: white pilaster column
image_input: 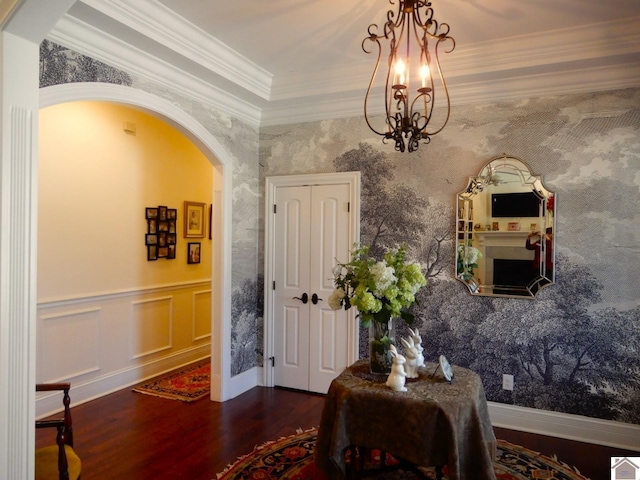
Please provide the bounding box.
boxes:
[0,30,39,480]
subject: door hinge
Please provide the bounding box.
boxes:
[269,356,275,367]
[273,281,276,290]
[273,204,277,213]
[348,201,350,212]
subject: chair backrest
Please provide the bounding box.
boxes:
[35,383,74,479]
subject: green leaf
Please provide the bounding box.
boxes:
[400,311,415,325]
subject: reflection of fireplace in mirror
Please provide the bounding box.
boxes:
[485,244,535,296]
[493,259,536,296]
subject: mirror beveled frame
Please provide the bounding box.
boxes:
[456,154,556,298]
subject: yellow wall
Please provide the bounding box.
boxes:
[35,102,213,409]
[38,101,213,299]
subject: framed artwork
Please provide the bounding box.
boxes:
[145,205,177,260]
[145,234,158,245]
[184,201,206,238]
[208,204,213,240]
[158,205,168,221]
[187,242,201,264]
[507,222,521,231]
[146,207,158,219]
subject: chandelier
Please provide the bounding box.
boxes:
[362,0,455,153]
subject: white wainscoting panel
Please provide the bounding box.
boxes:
[130,295,173,359]
[39,307,101,382]
[36,281,211,416]
[193,289,212,341]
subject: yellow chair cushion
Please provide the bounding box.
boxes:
[35,444,81,480]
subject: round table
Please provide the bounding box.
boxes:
[315,359,497,480]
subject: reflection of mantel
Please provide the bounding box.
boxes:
[475,231,530,248]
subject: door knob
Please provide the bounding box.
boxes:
[311,293,323,304]
[293,293,308,304]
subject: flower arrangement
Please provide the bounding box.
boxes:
[328,244,427,327]
[456,241,482,281]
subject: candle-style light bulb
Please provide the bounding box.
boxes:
[394,58,406,87]
[420,63,430,89]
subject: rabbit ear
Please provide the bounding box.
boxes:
[401,337,411,348]
[409,327,417,336]
[389,344,397,354]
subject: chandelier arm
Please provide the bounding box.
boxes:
[423,38,452,137]
[363,29,393,138]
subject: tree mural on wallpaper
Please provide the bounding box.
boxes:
[411,256,639,422]
[40,40,132,88]
[333,143,453,275]
[330,143,640,423]
[231,274,264,375]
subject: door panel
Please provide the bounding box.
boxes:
[308,184,351,393]
[272,180,354,393]
[274,187,311,390]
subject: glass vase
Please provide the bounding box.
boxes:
[369,318,395,375]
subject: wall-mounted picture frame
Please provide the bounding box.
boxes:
[208,203,213,240]
[145,233,158,245]
[146,207,158,219]
[158,205,168,221]
[145,205,177,261]
[184,201,206,238]
[187,242,201,264]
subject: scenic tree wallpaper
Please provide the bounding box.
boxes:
[260,89,640,425]
[39,39,640,426]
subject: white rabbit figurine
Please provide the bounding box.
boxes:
[386,344,408,392]
[409,327,425,368]
[401,337,420,379]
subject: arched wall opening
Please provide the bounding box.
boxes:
[39,83,233,402]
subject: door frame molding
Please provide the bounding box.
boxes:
[263,171,361,388]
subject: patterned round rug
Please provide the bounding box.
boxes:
[215,428,590,480]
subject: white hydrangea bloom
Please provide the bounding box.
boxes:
[328,287,346,310]
[370,261,396,296]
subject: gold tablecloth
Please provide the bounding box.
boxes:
[315,359,497,480]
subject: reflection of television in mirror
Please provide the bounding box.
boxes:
[491,192,541,218]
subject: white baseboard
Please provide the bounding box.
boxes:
[488,402,640,452]
[36,345,211,417]
[227,366,261,400]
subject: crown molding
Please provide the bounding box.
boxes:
[48,7,640,129]
[48,14,263,128]
[261,61,640,127]
[80,0,272,100]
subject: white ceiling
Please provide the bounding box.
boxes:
[49,0,640,126]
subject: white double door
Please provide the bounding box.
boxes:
[266,173,360,394]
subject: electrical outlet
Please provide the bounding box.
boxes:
[502,374,514,391]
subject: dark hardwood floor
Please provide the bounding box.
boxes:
[37,378,638,479]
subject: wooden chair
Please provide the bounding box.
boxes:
[35,383,82,480]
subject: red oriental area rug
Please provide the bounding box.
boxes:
[133,361,210,402]
[215,428,590,480]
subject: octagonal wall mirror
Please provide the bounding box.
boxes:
[456,155,555,298]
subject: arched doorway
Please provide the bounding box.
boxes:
[40,82,233,401]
